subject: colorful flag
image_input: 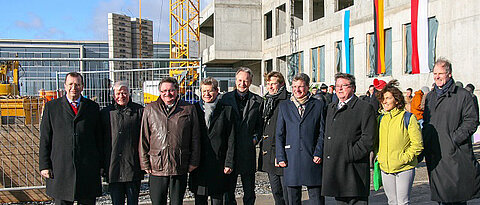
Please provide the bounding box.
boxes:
[374,0,385,74]
[411,0,429,74]
[342,10,351,74]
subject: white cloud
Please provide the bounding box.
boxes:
[15,13,44,30]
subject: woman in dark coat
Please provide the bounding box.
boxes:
[189,77,236,205]
[258,71,290,205]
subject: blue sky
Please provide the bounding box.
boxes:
[0,0,212,42]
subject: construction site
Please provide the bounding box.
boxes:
[1,0,480,203]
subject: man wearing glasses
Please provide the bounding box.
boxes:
[39,72,103,205]
[321,73,376,205]
[139,77,201,205]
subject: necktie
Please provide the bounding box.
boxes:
[298,105,305,117]
[71,102,78,108]
[338,101,346,109]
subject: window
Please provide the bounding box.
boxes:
[276,4,286,35]
[404,17,438,73]
[311,46,325,82]
[277,56,287,77]
[334,39,354,74]
[366,28,392,77]
[311,0,325,22]
[293,0,303,28]
[264,11,273,40]
[336,0,354,12]
[265,59,273,73]
[287,51,304,83]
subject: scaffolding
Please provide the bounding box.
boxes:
[169,0,200,88]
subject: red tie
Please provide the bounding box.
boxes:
[70,102,78,115]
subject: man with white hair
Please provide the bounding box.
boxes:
[101,81,144,205]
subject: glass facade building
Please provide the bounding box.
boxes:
[0,40,170,97]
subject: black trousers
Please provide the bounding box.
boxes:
[194,193,223,205]
[287,186,324,205]
[438,202,467,205]
[268,173,288,205]
[149,174,187,205]
[335,197,368,205]
[54,198,96,205]
[109,180,141,205]
[224,172,256,205]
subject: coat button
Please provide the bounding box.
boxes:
[328,137,331,140]
[118,153,122,157]
[327,156,330,159]
[119,131,122,134]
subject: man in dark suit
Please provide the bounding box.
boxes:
[276,73,325,205]
[189,77,236,205]
[39,72,103,205]
[322,73,376,205]
[221,67,263,205]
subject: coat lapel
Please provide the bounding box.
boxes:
[209,105,222,133]
[74,97,87,121]
[61,96,76,118]
[287,100,301,121]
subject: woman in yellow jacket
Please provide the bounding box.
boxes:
[375,80,423,205]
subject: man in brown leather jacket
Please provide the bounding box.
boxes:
[139,77,201,205]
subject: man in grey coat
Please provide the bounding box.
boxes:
[422,58,480,204]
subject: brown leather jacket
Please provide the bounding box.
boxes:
[139,98,201,176]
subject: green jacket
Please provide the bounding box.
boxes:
[376,108,423,173]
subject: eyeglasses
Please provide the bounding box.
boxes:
[160,89,177,94]
[65,83,82,88]
[335,84,351,89]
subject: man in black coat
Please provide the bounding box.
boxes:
[189,77,236,205]
[258,71,290,205]
[101,81,144,205]
[422,58,480,204]
[39,72,103,205]
[322,73,376,205]
[221,67,263,205]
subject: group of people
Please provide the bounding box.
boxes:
[38,57,480,205]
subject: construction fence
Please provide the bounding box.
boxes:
[0,57,201,202]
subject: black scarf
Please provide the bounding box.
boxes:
[434,78,454,97]
[263,86,285,120]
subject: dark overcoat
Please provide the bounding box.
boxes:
[258,88,290,175]
[422,83,480,203]
[100,101,144,183]
[189,101,236,195]
[322,95,376,197]
[275,97,325,186]
[220,91,263,174]
[39,96,103,201]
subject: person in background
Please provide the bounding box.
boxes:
[221,67,263,205]
[410,89,425,128]
[39,72,103,205]
[465,83,479,122]
[276,73,325,205]
[311,86,318,96]
[405,88,413,112]
[375,80,423,205]
[422,58,480,204]
[258,71,290,205]
[101,81,144,205]
[419,86,430,112]
[139,77,201,205]
[189,77,235,205]
[455,81,464,88]
[322,73,376,205]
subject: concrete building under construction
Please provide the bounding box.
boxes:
[200,0,480,95]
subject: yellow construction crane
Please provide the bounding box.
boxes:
[169,0,200,90]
